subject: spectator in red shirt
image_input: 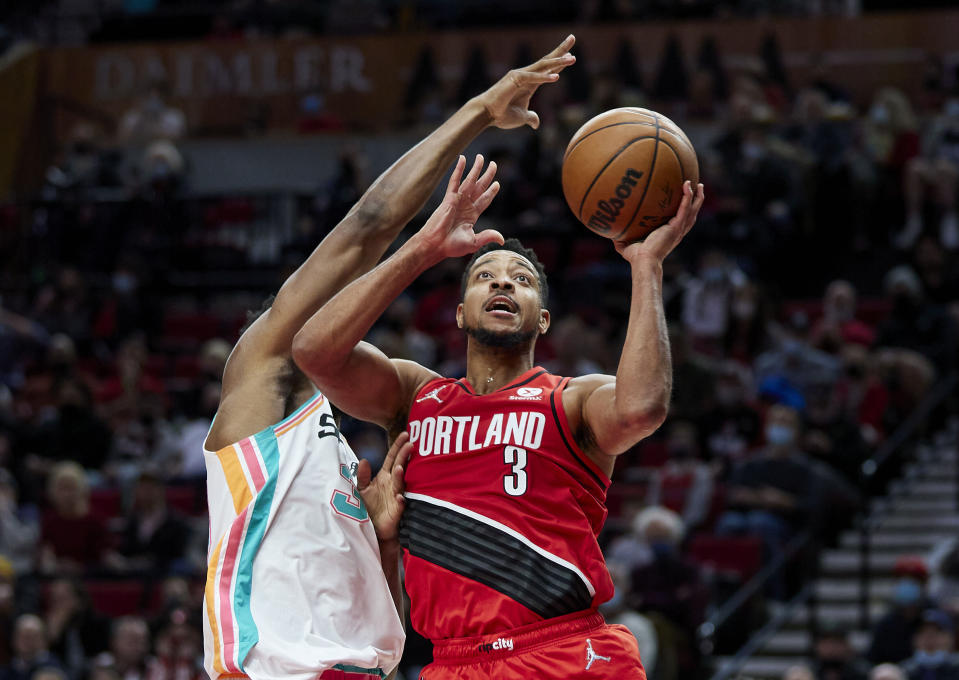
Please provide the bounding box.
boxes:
[38,462,108,576]
[811,280,877,352]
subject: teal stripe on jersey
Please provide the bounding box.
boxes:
[234,427,281,668]
[332,665,386,677]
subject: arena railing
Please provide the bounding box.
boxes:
[854,371,958,629]
[699,370,958,680]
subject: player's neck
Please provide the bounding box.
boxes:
[465,342,536,395]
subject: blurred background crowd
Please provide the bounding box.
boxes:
[1,2,959,680]
[0,0,957,47]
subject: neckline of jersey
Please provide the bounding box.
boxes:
[455,366,548,396]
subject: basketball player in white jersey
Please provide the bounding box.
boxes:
[202,36,578,680]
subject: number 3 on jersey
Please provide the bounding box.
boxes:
[503,446,528,496]
[331,463,369,521]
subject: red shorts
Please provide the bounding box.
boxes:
[420,610,646,679]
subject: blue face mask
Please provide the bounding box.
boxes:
[702,267,725,284]
[915,650,948,667]
[765,424,795,447]
[650,541,677,561]
[893,578,921,605]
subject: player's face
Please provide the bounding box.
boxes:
[457,250,549,345]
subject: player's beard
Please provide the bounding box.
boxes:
[464,325,537,349]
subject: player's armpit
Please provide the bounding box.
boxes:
[299,341,438,431]
[565,373,668,464]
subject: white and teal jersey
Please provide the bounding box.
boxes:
[202,392,404,680]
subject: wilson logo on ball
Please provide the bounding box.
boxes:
[587,168,643,234]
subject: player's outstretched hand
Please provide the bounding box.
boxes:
[478,34,575,130]
[420,154,503,260]
[358,432,412,542]
[615,181,705,264]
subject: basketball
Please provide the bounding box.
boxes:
[561,107,699,242]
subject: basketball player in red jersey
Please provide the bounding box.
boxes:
[293,126,705,680]
[205,36,578,680]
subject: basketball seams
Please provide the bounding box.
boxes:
[574,136,655,220]
[563,121,658,161]
[613,115,662,240]
[659,137,686,184]
[561,107,698,241]
[657,130,695,175]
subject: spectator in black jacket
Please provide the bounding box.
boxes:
[108,470,189,575]
[0,615,62,680]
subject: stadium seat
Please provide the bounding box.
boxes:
[84,580,161,617]
[687,535,763,582]
[166,485,206,516]
[161,312,221,346]
[90,488,123,518]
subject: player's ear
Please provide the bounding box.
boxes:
[539,309,550,335]
[456,303,464,329]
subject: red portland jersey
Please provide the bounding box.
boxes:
[399,367,614,640]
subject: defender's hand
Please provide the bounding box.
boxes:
[420,154,503,260]
[615,181,705,264]
[357,432,412,542]
[478,35,576,130]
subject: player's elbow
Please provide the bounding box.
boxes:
[617,399,669,438]
[352,196,397,241]
[291,329,324,376]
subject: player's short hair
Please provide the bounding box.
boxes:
[460,238,549,304]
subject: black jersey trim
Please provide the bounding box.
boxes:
[455,368,549,396]
[452,380,473,395]
[399,495,594,620]
[500,369,547,393]
[549,383,609,490]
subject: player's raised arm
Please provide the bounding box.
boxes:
[292,155,502,432]
[567,182,706,467]
[209,35,576,449]
[242,33,576,359]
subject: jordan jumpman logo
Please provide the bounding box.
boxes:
[585,639,611,670]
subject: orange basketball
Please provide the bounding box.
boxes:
[561,107,699,242]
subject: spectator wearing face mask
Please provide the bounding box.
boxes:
[811,280,877,352]
[723,281,774,364]
[814,620,872,680]
[755,324,841,408]
[702,361,763,475]
[899,97,959,251]
[646,422,714,531]
[628,507,707,680]
[715,405,819,572]
[667,325,717,421]
[681,251,739,355]
[875,266,957,371]
[600,562,658,680]
[836,344,890,448]
[901,611,959,680]
[869,559,933,664]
